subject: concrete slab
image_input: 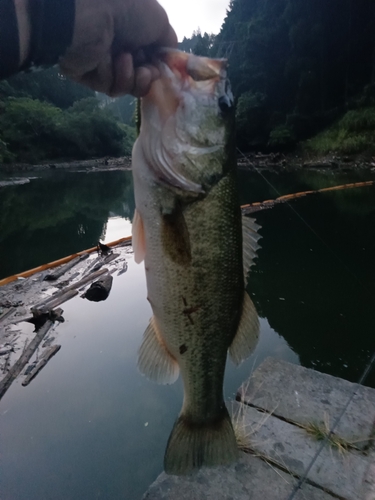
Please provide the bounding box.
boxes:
[232,401,370,500]
[142,453,336,500]
[360,452,375,500]
[237,357,375,449]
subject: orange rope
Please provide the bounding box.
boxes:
[242,180,374,210]
[0,236,132,287]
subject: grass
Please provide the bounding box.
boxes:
[303,106,375,155]
[304,420,351,454]
[231,369,276,454]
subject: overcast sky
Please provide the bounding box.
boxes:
[158,0,230,40]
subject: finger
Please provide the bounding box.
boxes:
[76,57,113,94]
[131,66,157,97]
[109,52,136,96]
[157,24,178,48]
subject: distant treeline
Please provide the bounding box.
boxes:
[180,0,375,154]
[0,68,136,163]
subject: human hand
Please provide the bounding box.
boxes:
[59,0,177,97]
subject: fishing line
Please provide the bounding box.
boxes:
[237,147,374,298]
[286,350,375,500]
[236,148,375,497]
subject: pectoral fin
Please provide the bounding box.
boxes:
[229,292,259,366]
[242,215,262,284]
[132,208,146,264]
[138,316,180,384]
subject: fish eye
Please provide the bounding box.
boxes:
[218,95,232,114]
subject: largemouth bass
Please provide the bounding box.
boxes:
[131,49,260,475]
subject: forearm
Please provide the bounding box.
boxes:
[0,0,177,95]
[0,0,75,80]
[0,0,31,78]
[14,0,31,66]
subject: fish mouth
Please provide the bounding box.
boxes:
[158,48,228,84]
[139,50,232,194]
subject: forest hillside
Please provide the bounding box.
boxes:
[181,0,375,155]
[0,68,136,163]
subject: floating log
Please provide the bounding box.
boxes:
[31,289,78,315]
[0,309,63,400]
[89,253,119,273]
[66,268,108,291]
[83,274,113,302]
[43,254,89,281]
[22,345,61,386]
[31,268,108,315]
[0,307,17,325]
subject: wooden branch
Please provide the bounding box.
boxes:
[0,317,55,399]
[88,253,119,274]
[43,254,89,281]
[64,268,108,292]
[31,289,78,315]
[22,345,61,386]
[31,269,108,314]
[0,307,17,325]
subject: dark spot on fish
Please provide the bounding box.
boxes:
[161,208,191,266]
[182,296,188,307]
[179,344,188,355]
[183,305,201,315]
[183,304,201,326]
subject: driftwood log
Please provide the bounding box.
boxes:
[0,308,63,400]
[31,290,78,315]
[0,307,17,325]
[22,344,61,386]
[31,268,108,315]
[87,253,119,274]
[43,254,89,281]
[83,273,113,302]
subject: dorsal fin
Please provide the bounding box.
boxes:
[242,215,261,284]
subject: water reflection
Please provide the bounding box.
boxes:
[243,177,375,385]
[0,167,375,499]
[0,257,298,500]
[101,216,132,243]
[0,170,135,279]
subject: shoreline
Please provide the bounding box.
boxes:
[0,156,132,174]
[2,151,375,175]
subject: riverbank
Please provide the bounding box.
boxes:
[2,150,375,175]
[238,150,375,172]
[0,156,132,174]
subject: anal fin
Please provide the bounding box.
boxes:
[138,316,179,384]
[132,208,146,264]
[229,292,260,366]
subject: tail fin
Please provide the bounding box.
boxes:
[164,405,238,475]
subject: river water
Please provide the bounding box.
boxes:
[0,166,374,499]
